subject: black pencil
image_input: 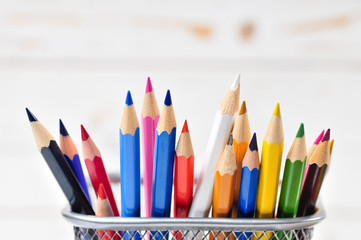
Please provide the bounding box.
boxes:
[26,108,94,215]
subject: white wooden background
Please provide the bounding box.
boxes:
[1,0,361,239]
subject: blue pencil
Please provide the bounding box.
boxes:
[59,119,92,205]
[237,133,259,240]
[120,91,141,240]
[151,90,176,240]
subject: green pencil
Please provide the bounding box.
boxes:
[277,123,307,237]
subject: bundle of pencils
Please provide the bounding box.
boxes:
[26,75,334,239]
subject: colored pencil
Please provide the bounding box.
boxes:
[189,74,240,218]
[151,90,176,240]
[276,124,307,239]
[255,103,284,240]
[173,120,194,240]
[231,101,251,217]
[120,91,141,217]
[326,139,334,176]
[120,91,141,240]
[141,77,160,218]
[174,120,194,218]
[96,184,120,240]
[26,108,94,215]
[302,130,324,190]
[59,119,92,205]
[210,134,237,240]
[297,129,331,217]
[237,133,259,240]
[81,125,120,216]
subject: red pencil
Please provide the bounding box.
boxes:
[81,125,120,216]
[174,120,195,217]
[96,184,120,240]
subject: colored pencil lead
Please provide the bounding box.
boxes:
[26,108,37,122]
[296,123,305,138]
[182,120,189,133]
[59,119,69,136]
[273,102,281,116]
[81,124,90,141]
[146,77,153,93]
[239,101,247,115]
[322,129,331,142]
[249,133,258,151]
[126,91,133,106]
[164,90,172,106]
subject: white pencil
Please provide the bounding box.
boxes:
[188,74,240,217]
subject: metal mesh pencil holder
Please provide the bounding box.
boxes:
[63,207,325,240]
[62,177,326,240]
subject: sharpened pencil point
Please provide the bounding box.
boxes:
[249,133,258,151]
[314,130,325,145]
[125,91,133,106]
[239,101,247,115]
[322,129,330,142]
[164,90,172,106]
[182,120,189,133]
[59,119,69,136]
[26,108,38,122]
[231,73,241,90]
[81,124,90,141]
[330,139,334,154]
[227,133,233,146]
[98,184,107,200]
[145,77,153,93]
[296,123,305,138]
[273,102,281,116]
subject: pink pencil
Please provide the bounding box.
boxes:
[301,130,324,189]
[141,77,160,217]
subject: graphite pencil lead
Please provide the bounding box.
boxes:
[59,119,69,136]
[296,123,305,138]
[322,129,331,142]
[182,120,189,133]
[164,90,172,106]
[273,102,281,116]
[146,77,153,93]
[81,124,90,141]
[249,133,258,151]
[26,108,38,122]
[126,91,133,106]
[227,133,233,146]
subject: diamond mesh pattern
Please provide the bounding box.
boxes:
[73,227,314,240]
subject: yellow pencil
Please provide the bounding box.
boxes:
[231,101,251,217]
[255,103,284,240]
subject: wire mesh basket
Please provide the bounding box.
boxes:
[62,176,326,240]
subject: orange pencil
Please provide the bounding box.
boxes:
[231,101,251,217]
[211,134,237,240]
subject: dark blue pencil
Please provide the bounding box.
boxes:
[59,119,92,205]
[151,90,176,240]
[237,133,260,240]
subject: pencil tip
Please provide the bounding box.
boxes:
[249,133,258,151]
[273,102,281,116]
[314,130,325,145]
[59,119,69,136]
[125,91,133,106]
[182,120,189,133]
[239,101,247,115]
[145,77,153,93]
[296,123,305,138]
[81,124,90,141]
[227,133,233,146]
[26,108,38,122]
[322,129,330,142]
[98,184,107,199]
[231,73,241,90]
[164,90,172,106]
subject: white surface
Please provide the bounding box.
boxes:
[1,0,361,239]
